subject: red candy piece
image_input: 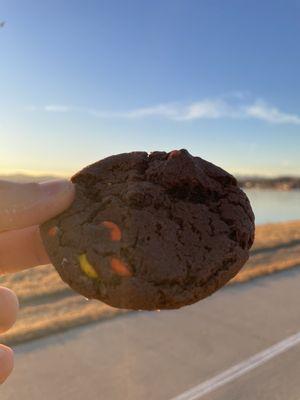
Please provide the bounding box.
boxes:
[168,150,181,159]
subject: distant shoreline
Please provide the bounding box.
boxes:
[238,177,300,191]
[0,173,67,183]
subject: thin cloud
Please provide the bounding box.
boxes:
[176,100,237,121]
[25,105,71,112]
[88,98,300,125]
[44,105,71,112]
[87,103,179,119]
[87,100,238,120]
[26,96,300,125]
[245,100,300,125]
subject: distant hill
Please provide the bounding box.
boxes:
[0,174,64,183]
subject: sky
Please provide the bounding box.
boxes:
[1,0,300,177]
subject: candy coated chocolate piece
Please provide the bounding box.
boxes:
[48,226,59,237]
[79,254,99,279]
[101,221,122,241]
[110,257,132,277]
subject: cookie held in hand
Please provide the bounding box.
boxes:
[40,149,255,310]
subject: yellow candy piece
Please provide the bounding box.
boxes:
[79,254,99,279]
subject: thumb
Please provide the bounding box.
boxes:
[0,179,75,232]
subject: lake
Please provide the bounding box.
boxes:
[244,189,300,225]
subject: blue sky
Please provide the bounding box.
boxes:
[1,0,300,177]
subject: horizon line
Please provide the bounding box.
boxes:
[1,169,300,181]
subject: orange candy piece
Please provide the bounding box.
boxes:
[110,257,132,277]
[48,226,59,237]
[101,221,122,241]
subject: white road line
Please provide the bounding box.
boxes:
[170,331,300,400]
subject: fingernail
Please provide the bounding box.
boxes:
[40,179,74,197]
[0,346,13,359]
[0,348,6,360]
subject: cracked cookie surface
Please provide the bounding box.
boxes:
[40,149,255,310]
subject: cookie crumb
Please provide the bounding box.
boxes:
[61,257,69,266]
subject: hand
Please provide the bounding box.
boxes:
[0,179,75,383]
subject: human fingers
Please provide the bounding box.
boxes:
[0,179,75,232]
[0,288,18,384]
[0,287,19,333]
[0,344,14,384]
[0,225,50,274]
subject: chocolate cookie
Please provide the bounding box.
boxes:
[40,149,255,310]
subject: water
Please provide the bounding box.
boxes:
[244,189,300,225]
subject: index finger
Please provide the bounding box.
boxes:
[0,225,50,274]
[0,179,75,232]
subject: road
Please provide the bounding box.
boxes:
[2,267,300,400]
